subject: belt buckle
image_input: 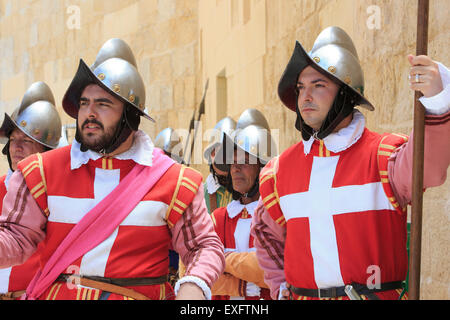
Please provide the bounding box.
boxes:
[318,288,323,299]
[318,287,336,299]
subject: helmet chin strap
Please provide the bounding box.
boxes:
[227,167,262,201]
[240,179,260,199]
[295,84,357,141]
[3,141,14,172]
[231,179,260,201]
[97,115,130,155]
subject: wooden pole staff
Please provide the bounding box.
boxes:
[408,0,429,300]
[187,79,209,166]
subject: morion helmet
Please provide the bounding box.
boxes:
[0,81,62,150]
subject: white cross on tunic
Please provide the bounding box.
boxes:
[47,167,168,277]
[279,156,395,288]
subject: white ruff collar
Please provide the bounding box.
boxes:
[303,109,366,155]
[70,130,154,170]
[227,199,258,219]
[206,173,221,194]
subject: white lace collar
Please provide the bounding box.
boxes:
[226,199,259,219]
[206,173,221,194]
[302,109,366,155]
[70,130,154,170]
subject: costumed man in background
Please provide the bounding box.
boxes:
[0,38,224,300]
[211,113,276,300]
[203,117,235,214]
[252,26,450,300]
[205,108,271,214]
[0,81,62,299]
[204,109,272,214]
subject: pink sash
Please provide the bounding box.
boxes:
[23,148,175,300]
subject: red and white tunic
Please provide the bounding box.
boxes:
[0,131,224,300]
[253,107,450,300]
[212,200,270,300]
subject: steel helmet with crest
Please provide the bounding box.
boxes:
[214,109,277,200]
[278,26,374,141]
[224,124,277,200]
[62,38,153,154]
[0,81,62,170]
[213,108,271,172]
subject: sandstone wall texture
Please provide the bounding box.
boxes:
[0,0,448,299]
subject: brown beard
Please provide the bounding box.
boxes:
[77,118,119,153]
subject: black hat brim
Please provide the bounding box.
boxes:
[278,41,374,112]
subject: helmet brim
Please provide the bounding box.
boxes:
[0,113,16,140]
[278,41,374,112]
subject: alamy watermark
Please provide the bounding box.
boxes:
[66,5,81,30]
[366,265,381,289]
[64,265,81,289]
[366,5,381,30]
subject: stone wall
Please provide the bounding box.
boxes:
[0,0,201,173]
[0,0,448,299]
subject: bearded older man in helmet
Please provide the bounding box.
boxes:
[252,26,450,300]
[0,81,62,299]
[0,39,224,300]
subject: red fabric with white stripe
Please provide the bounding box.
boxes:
[212,206,254,253]
[17,146,201,299]
[260,128,408,295]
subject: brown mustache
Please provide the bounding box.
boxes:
[82,119,104,130]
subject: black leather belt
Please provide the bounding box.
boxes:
[57,274,168,287]
[289,281,403,299]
